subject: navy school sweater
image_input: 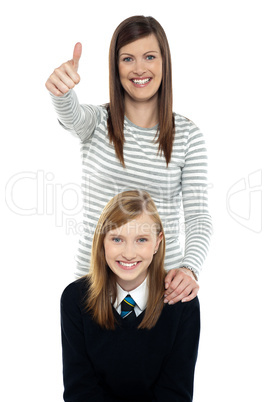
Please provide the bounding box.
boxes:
[60,278,200,402]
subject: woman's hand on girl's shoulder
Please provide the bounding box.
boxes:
[45,42,82,97]
[164,267,199,305]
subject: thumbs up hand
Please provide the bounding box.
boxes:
[45,43,82,96]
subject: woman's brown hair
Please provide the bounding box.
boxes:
[107,15,174,168]
[84,190,166,330]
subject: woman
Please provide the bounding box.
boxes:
[46,15,212,304]
[61,190,200,401]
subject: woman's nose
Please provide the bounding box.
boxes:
[133,59,146,76]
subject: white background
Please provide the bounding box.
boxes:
[1,0,266,400]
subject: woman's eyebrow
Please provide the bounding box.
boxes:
[119,52,134,57]
[144,50,159,54]
[119,50,159,57]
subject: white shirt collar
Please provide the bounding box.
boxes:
[114,276,149,312]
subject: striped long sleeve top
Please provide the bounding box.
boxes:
[51,90,212,279]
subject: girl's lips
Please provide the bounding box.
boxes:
[116,261,141,270]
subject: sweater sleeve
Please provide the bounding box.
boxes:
[178,122,213,279]
[60,283,105,402]
[152,298,200,402]
[50,89,104,143]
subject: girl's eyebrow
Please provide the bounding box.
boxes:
[107,232,122,236]
[107,232,151,238]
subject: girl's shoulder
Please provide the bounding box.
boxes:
[61,277,88,307]
[163,297,200,319]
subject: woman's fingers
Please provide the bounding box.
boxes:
[164,268,199,304]
[181,286,199,303]
[72,42,82,71]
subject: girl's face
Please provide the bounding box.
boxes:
[118,34,163,105]
[104,213,163,291]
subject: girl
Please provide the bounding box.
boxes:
[47,15,212,304]
[61,190,200,401]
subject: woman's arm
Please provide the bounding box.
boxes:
[153,298,201,402]
[50,89,102,142]
[179,122,212,276]
[46,42,102,142]
[60,283,105,402]
[165,122,212,303]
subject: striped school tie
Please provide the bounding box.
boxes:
[121,294,136,320]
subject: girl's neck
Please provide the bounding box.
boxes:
[124,95,159,129]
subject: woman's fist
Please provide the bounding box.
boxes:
[45,42,82,97]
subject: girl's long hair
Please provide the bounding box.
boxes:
[84,190,166,330]
[107,15,175,168]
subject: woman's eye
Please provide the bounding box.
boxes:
[123,57,132,62]
[146,55,155,60]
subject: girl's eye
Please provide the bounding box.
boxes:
[146,55,155,60]
[112,237,122,243]
[137,238,147,243]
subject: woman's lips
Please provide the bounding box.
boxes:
[130,78,152,88]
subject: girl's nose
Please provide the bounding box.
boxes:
[121,244,137,260]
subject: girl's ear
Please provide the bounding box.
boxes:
[155,232,163,252]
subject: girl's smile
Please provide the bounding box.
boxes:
[116,260,141,269]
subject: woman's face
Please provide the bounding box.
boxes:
[118,34,163,105]
[104,213,163,291]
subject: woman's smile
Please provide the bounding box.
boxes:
[130,77,152,87]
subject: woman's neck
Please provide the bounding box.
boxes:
[124,95,159,128]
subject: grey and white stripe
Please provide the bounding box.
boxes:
[51,90,212,279]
